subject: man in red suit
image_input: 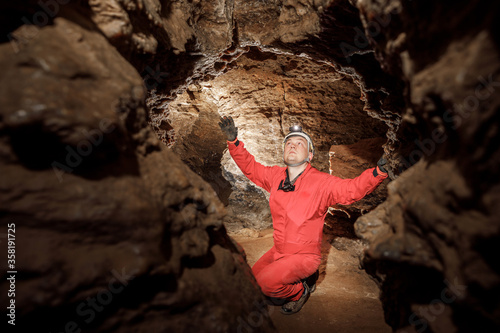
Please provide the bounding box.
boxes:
[219,116,388,314]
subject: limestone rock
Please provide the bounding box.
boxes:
[167,49,387,232]
[353,1,500,331]
[0,14,273,332]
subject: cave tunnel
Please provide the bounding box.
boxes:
[1,0,500,332]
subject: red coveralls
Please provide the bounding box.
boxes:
[228,140,387,301]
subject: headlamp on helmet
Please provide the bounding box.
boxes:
[283,125,314,155]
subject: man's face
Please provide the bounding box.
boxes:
[284,136,313,164]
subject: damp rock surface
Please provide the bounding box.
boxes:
[0,12,274,333]
[166,49,387,232]
[353,1,500,332]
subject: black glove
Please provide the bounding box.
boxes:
[377,156,388,173]
[218,116,238,141]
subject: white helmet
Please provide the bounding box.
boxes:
[283,125,315,154]
[283,125,315,167]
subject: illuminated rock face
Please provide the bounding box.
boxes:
[167,48,387,232]
[1,0,500,332]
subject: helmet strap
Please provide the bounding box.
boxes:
[284,155,310,167]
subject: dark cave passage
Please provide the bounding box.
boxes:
[1,1,500,333]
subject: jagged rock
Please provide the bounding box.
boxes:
[0,13,273,332]
[353,0,500,332]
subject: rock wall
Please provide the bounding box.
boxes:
[0,4,274,332]
[353,0,500,332]
[167,48,387,232]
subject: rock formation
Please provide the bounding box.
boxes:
[0,3,273,332]
[353,1,500,332]
[168,49,387,232]
[1,0,499,332]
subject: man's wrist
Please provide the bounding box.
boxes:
[373,166,387,177]
[227,138,239,146]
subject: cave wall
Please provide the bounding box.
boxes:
[167,48,387,232]
[0,3,274,332]
[352,0,500,332]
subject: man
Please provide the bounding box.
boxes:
[219,116,388,315]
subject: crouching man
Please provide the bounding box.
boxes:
[219,116,388,315]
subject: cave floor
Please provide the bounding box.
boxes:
[231,229,391,333]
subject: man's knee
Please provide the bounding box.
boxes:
[255,275,271,295]
[255,273,281,296]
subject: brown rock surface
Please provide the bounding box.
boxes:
[353,1,500,332]
[167,49,387,232]
[0,13,273,333]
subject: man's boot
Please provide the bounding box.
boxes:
[304,270,319,293]
[280,281,310,315]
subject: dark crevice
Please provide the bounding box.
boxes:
[16,274,179,333]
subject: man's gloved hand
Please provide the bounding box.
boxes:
[219,116,238,141]
[377,156,388,173]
